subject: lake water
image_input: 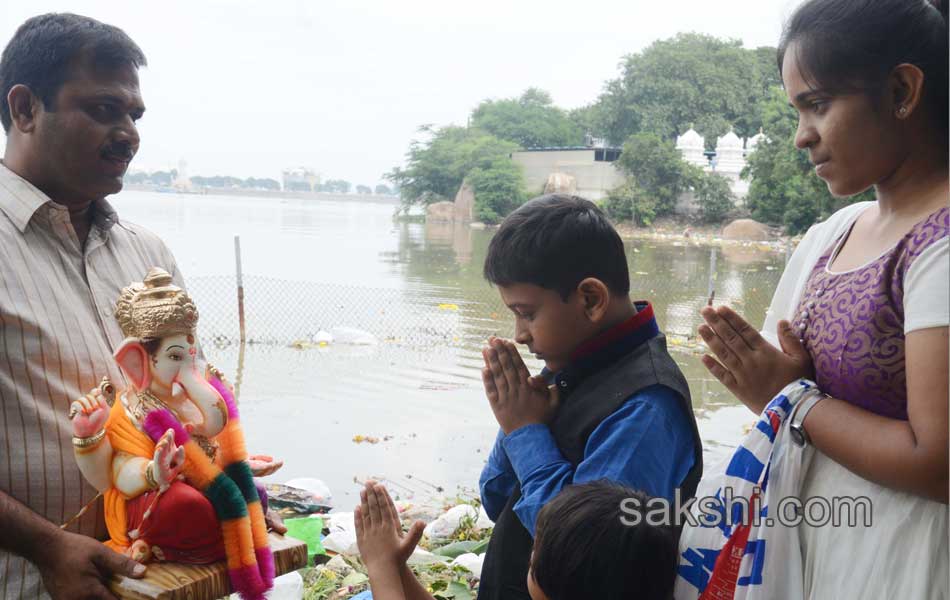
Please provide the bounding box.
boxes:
[109,190,786,509]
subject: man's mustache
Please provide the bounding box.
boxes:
[102,142,134,161]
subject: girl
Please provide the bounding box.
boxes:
[697,0,948,597]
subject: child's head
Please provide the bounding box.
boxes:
[778,0,948,197]
[527,481,677,600]
[483,194,630,372]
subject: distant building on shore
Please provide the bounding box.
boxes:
[511,145,625,201]
[282,167,320,192]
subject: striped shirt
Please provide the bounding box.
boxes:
[0,161,183,598]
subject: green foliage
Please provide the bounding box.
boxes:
[355,184,372,195]
[744,87,873,234]
[615,132,693,216]
[467,159,526,224]
[387,125,522,215]
[244,177,280,190]
[374,183,393,195]
[603,180,658,226]
[318,179,352,193]
[470,88,584,149]
[592,33,781,149]
[694,171,736,222]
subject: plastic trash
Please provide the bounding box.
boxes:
[321,511,359,555]
[229,571,303,600]
[453,552,485,579]
[423,504,492,541]
[284,478,333,508]
[330,326,378,346]
[314,330,333,346]
[283,516,326,565]
[265,480,332,514]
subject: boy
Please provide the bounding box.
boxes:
[354,480,679,600]
[476,194,703,600]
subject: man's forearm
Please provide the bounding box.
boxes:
[0,489,62,566]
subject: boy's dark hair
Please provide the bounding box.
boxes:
[0,13,146,133]
[778,0,948,135]
[483,194,630,300]
[531,481,677,600]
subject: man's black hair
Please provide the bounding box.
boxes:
[778,0,948,135]
[483,194,630,300]
[531,481,678,600]
[0,13,146,133]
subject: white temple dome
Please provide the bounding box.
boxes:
[746,129,767,152]
[676,128,705,150]
[716,130,743,150]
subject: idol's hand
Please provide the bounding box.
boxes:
[69,387,110,439]
[698,305,813,414]
[151,429,185,488]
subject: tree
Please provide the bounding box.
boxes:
[355,184,372,195]
[614,132,693,217]
[470,88,584,149]
[694,172,735,222]
[319,179,352,193]
[603,180,658,226]
[387,125,520,209]
[374,183,393,195]
[245,177,280,190]
[467,159,527,224]
[285,181,312,192]
[591,34,781,149]
[744,87,873,234]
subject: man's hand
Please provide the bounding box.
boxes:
[698,305,813,414]
[354,481,425,571]
[37,529,146,600]
[481,337,559,435]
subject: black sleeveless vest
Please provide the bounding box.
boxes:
[476,334,703,600]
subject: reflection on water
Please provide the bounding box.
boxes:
[110,191,783,505]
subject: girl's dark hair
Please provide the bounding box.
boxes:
[483,194,630,301]
[0,13,146,133]
[531,481,678,600]
[778,0,948,134]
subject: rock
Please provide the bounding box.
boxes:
[543,172,577,195]
[426,201,455,223]
[453,182,475,223]
[722,219,772,241]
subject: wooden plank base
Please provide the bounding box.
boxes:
[109,533,308,599]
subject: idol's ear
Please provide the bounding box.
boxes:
[114,338,151,391]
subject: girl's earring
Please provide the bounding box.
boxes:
[898,106,908,117]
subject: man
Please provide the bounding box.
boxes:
[0,14,281,599]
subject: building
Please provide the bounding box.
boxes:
[510,146,625,201]
[281,167,320,192]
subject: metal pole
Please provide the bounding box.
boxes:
[234,235,246,344]
[707,246,718,300]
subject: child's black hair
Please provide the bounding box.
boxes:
[778,0,948,134]
[531,481,677,600]
[483,194,630,301]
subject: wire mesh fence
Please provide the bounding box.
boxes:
[188,242,786,356]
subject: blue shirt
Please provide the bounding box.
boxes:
[478,305,697,536]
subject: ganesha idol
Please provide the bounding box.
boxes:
[68,268,279,600]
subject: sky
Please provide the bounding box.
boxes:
[1,0,799,187]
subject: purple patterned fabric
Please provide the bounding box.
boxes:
[794,207,949,419]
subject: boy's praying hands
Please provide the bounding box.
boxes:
[481,337,559,434]
[354,482,430,600]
